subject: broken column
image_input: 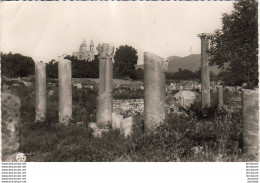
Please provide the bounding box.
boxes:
[2,93,21,161]
[242,89,259,160]
[144,52,168,133]
[58,56,72,125]
[96,43,115,127]
[217,85,224,109]
[198,33,210,108]
[35,61,46,122]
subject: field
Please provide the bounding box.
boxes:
[2,77,255,162]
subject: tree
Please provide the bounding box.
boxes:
[67,55,99,78]
[208,0,258,88]
[1,52,35,77]
[166,68,200,80]
[46,55,99,78]
[114,45,138,79]
[135,68,144,80]
[46,59,58,78]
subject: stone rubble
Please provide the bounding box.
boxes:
[173,91,196,110]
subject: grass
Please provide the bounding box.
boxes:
[2,77,255,162]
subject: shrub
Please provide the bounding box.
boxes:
[113,89,144,99]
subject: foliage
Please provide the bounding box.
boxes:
[113,88,144,99]
[20,109,250,162]
[166,68,218,81]
[114,45,138,79]
[1,52,35,77]
[46,60,58,78]
[70,55,99,78]
[46,55,99,78]
[135,68,144,80]
[208,0,258,88]
[166,68,200,80]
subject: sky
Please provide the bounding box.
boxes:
[0,1,234,64]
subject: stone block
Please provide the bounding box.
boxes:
[120,117,133,137]
[112,112,123,129]
[88,123,109,138]
[173,91,196,110]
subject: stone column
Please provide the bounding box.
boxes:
[96,43,115,127]
[58,56,72,125]
[105,59,113,92]
[35,61,46,122]
[217,85,223,109]
[144,52,168,133]
[99,57,106,95]
[198,33,210,108]
[2,93,21,161]
[242,89,259,160]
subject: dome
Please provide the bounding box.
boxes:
[79,39,87,51]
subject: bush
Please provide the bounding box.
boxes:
[113,89,144,99]
[1,52,35,77]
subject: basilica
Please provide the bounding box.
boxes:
[73,39,95,61]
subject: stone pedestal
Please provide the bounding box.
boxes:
[96,43,115,127]
[217,86,224,109]
[242,89,259,160]
[58,57,72,125]
[144,52,167,133]
[198,33,210,108]
[35,61,46,122]
[96,92,113,127]
[2,93,21,161]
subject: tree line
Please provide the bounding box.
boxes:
[1,52,35,77]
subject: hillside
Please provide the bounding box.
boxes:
[136,54,220,75]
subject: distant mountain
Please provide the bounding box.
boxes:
[135,54,220,75]
[167,54,200,72]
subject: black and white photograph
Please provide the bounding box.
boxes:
[0,0,259,181]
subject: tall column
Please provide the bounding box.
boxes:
[144,52,168,133]
[105,59,113,92]
[96,43,115,127]
[99,57,105,95]
[58,56,72,125]
[217,85,224,109]
[242,89,259,160]
[2,93,21,161]
[35,61,46,122]
[198,33,210,108]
